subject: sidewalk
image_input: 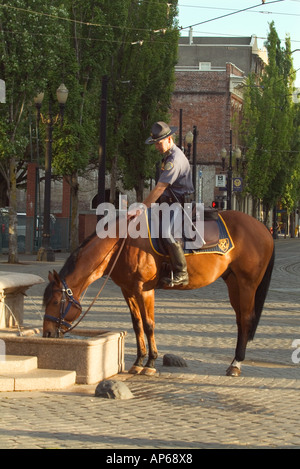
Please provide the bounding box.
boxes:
[0,238,299,449]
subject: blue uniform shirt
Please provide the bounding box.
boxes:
[158,144,194,200]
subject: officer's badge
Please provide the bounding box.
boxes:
[164,162,174,171]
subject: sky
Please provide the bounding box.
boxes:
[176,0,300,87]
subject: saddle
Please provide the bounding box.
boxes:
[187,204,220,248]
[147,205,222,256]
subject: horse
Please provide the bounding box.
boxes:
[42,209,274,377]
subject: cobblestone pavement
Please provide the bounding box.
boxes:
[0,238,299,449]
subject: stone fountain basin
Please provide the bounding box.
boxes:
[0,328,126,384]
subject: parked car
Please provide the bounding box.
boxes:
[0,208,57,253]
[0,209,26,253]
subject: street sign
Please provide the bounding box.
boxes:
[215,174,226,187]
[233,177,243,192]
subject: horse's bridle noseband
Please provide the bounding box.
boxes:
[44,279,82,333]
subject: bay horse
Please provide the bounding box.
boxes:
[43,210,274,377]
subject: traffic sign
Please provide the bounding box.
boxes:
[216,174,226,187]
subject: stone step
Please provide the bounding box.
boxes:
[0,368,76,392]
[0,355,38,373]
[0,355,77,391]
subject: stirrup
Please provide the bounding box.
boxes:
[161,270,189,287]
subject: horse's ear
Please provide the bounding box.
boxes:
[48,271,54,283]
[53,270,61,285]
[48,270,61,285]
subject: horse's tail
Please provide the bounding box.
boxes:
[249,243,275,341]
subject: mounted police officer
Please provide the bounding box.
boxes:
[142,121,194,286]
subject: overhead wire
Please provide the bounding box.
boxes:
[0,0,299,48]
[178,1,298,16]
[0,0,295,36]
[180,0,287,30]
[0,2,171,33]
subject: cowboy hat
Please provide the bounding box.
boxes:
[145,121,177,144]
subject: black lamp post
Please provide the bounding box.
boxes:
[34,83,68,261]
[192,125,198,193]
[98,75,108,208]
[185,130,193,160]
[221,130,241,210]
[185,128,198,198]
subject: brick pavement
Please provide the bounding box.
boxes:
[0,238,299,449]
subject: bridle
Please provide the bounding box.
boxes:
[44,236,127,336]
[44,278,82,334]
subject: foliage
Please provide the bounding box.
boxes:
[0,0,180,255]
[0,0,72,260]
[240,22,299,213]
[117,0,179,198]
[0,0,69,151]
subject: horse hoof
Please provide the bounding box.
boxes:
[128,365,144,375]
[226,365,241,377]
[140,367,157,376]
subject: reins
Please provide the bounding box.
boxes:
[46,236,127,335]
[64,236,127,334]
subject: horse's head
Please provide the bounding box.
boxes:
[43,270,82,338]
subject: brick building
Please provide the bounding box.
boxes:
[169,34,267,209]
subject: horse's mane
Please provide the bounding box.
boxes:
[43,231,97,306]
[43,213,124,306]
[59,231,97,279]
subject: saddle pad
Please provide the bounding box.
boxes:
[146,209,234,256]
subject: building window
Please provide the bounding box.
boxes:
[199,62,211,71]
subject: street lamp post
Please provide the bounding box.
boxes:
[98,75,108,208]
[185,128,198,200]
[34,84,68,261]
[185,130,193,160]
[227,130,233,210]
[192,126,198,194]
[221,130,241,210]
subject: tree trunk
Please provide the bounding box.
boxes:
[290,211,295,238]
[0,172,9,206]
[8,156,18,263]
[135,177,144,202]
[263,202,270,226]
[109,154,118,205]
[69,172,79,252]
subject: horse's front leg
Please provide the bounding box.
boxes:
[136,288,158,375]
[122,288,147,373]
[122,287,158,375]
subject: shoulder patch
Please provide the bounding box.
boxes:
[164,161,174,171]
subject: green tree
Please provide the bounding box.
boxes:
[117,0,179,201]
[240,22,296,223]
[281,97,300,235]
[51,0,112,250]
[0,0,180,258]
[0,0,69,262]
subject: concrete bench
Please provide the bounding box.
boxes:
[0,272,44,329]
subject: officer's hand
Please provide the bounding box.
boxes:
[127,204,146,221]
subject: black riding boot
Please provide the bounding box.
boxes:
[161,241,189,286]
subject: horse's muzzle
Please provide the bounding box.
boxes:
[42,319,62,338]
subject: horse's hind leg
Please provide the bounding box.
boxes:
[225,272,256,377]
